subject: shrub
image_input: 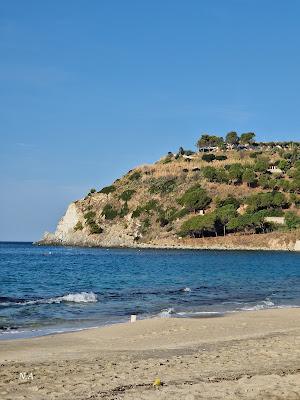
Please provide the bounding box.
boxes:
[84,211,96,221]
[119,202,129,217]
[202,166,229,183]
[216,195,240,209]
[202,154,215,162]
[285,211,300,229]
[83,212,103,234]
[249,152,262,159]
[228,163,244,184]
[129,171,141,181]
[141,218,151,232]
[88,221,103,234]
[277,159,290,171]
[74,221,83,231]
[156,207,178,226]
[290,193,300,207]
[142,218,151,231]
[291,168,300,193]
[215,155,227,161]
[280,180,291,192]
[268,179,280,190]
[162,157,172,164]
[242,168,256,187]
[157,216,169,227]
[215,168,229,183]
[143,200,158,212]
[90,188,96,193]
[99,185,116,195]
[131,200,159,218]
[258,174,270,189]
[172,207,189,219]
[101,204,118,220]
[119,189,135,201]
[185,150,195,156]
[202,166,217,182]
[149,178,176,194]
[254,158,269,172]
[132,207,142,218]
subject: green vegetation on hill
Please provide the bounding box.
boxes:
[74,132,300,242]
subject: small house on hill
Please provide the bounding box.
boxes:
[182,154,197,160]
[267,165,283,174]
[198,146,219,152]
[265,216,285,225]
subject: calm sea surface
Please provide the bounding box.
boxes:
[0,242,299,339]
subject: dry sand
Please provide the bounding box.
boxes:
[1,308,300,399]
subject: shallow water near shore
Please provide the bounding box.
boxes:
[0,242,299,339]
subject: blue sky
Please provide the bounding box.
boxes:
[1,0,300,241]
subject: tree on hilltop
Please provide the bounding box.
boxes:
[196,134,224,149]
[240,132,256,145]
[225,131,239,145]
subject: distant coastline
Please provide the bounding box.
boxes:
[37,232,300,252]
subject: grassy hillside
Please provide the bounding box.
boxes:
[73,136,300,245]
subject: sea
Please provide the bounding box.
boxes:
[0,242,299,340]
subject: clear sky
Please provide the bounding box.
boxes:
[1,0,300,241]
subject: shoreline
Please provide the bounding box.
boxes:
[1,308,300,399]
[37,229,300,251]
[36,240,300,252]
[1,307,299,357]
[1,305,299,342]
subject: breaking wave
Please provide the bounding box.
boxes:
[240,298,275,311]
[159,308,175,318]
[182,287,192,292]
[0,292,98,306]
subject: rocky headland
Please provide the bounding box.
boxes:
[39,135,300,251]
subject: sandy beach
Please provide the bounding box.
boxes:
[0,308,300,399]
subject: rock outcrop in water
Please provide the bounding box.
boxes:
[39,142,300,251]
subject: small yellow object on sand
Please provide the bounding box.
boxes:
[153,378,162,387]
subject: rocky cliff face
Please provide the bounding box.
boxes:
[41,201,141,248]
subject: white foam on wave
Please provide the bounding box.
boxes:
[159,308,175,318]
[177,311,221,316]
[55,292,98,303]
[182,287,191,292]
[241,298,275,311]
[1,292,98,306]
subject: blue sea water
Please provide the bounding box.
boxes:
[0,242,299,339]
